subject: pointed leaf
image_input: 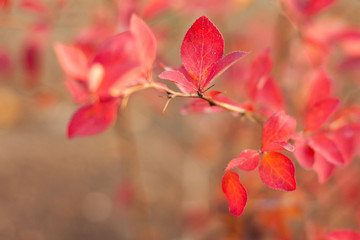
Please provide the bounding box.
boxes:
[68,98,120,139]
[307,70,332,108]
[308,133,345,166]
[259,152,296,191]
[204,51,247,87]
[256,77,285,112]
[158,70,197,93]
[222,170,247,217]
[181,16,224,89]
[262,111,296,152]
[54,43,88,80]
[130,14,157,72]
[325,229,360,240]
[293,138,315,169]
[313,152,335,183]
[305,98,340,132]
[226,149,260,171]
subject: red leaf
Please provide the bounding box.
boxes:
[308,133,344,166]
[331,124,360,164]
[222,170,247,216]
[130,14,157,74]
[262,111,296,152]
[300,0,336,17]
[326,229,360,240]
[226,149,260,171]
[20,0,49,15]
[307,70,332,108]
[305,98,340,132]
[68,97,120,138]
[158,70,197,93]
[0,0,11,10]
[54,43,88,81]
[293,138,315,169]
[256,76,285,112]
[313,152,335,183]
[204,51,247,87]
[259,152,296,191]
[181,16,224,90]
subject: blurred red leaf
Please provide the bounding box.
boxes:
[293,138,315,169]
[331,124,360,164]
[226,149,260,171]
[222,170,247,217]
[0,0,11,10]
[23,41,41,87]
[129,14,157,74]
[256,76,285,113]
[325,229,360,240]
[262,111,296,152]
[68,97,120,138]
[0,49,12,79]
[158,70,196,93]
[308,133,344,166]
[305,98,340,132]
[181,16,224,89]
[54,43,88,81]
[300,0,336,17]
[20,0,49,15]
[259,152,296,191]
[313,152,335,183]
[307,70,332,108]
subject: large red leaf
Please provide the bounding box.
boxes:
[259,152,296,191]
[325,229,360,240]
[305,98,340,132]
[308,133,344,166]
[313,152,335,183]
[222,171,247,217]
[262,111,296,152]
[181,16,224,89]
[226,149,260,171]
[129,14,157,73]
[54,43,88,81]
[68,97,120,138]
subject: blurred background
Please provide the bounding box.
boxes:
[1,0,360,239]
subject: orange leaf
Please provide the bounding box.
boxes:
[259,152,296,191]
[222,171,247,216]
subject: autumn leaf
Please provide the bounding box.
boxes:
[261,111,296,152]
[293,138,315,169]
[307,70,332,108]
[226,149,260,171]
[68,97,120,138]
[308,133,344,166]
[305,98,340,132]
[259,152,296,191]
[222,170,247,217]
[325,229,360,240]
[312,152,335,183]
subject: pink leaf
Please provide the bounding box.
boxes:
[305,98,340,132]
[222,170,247,217]
[256,76,285,112]
[68,97,120,139]
[308,133,345,166]
[204,51,247,87]
[130,14,157,73]
[226,149,260,171]
[181,16,224,90]
[262,111,296,152]
[54,43,88,81]
[259,152,296,191]
[307,70,332,108]
[293,138,315,169]
[313,152,335,183]
[326,229,360,240]
[158,70,196,93]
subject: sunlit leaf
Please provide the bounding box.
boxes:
[222,170,247,216]
[305,98,340,132]
[226,149,260,171]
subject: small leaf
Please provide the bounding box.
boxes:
[313,152,335,183]
[68,97,120,139]
[325,229,360,240]
[293,138,315,169]
[308,133,345,166]
[305,98,340,132]
[262,111,296,152]
[307,70,332,108]
[204,51,247,87]
[256,77,285,112]
[226,149,260,171]
[222,170,247,217]
[259,152,296,191]
[158,70,196,93]
[181,16,224,89]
